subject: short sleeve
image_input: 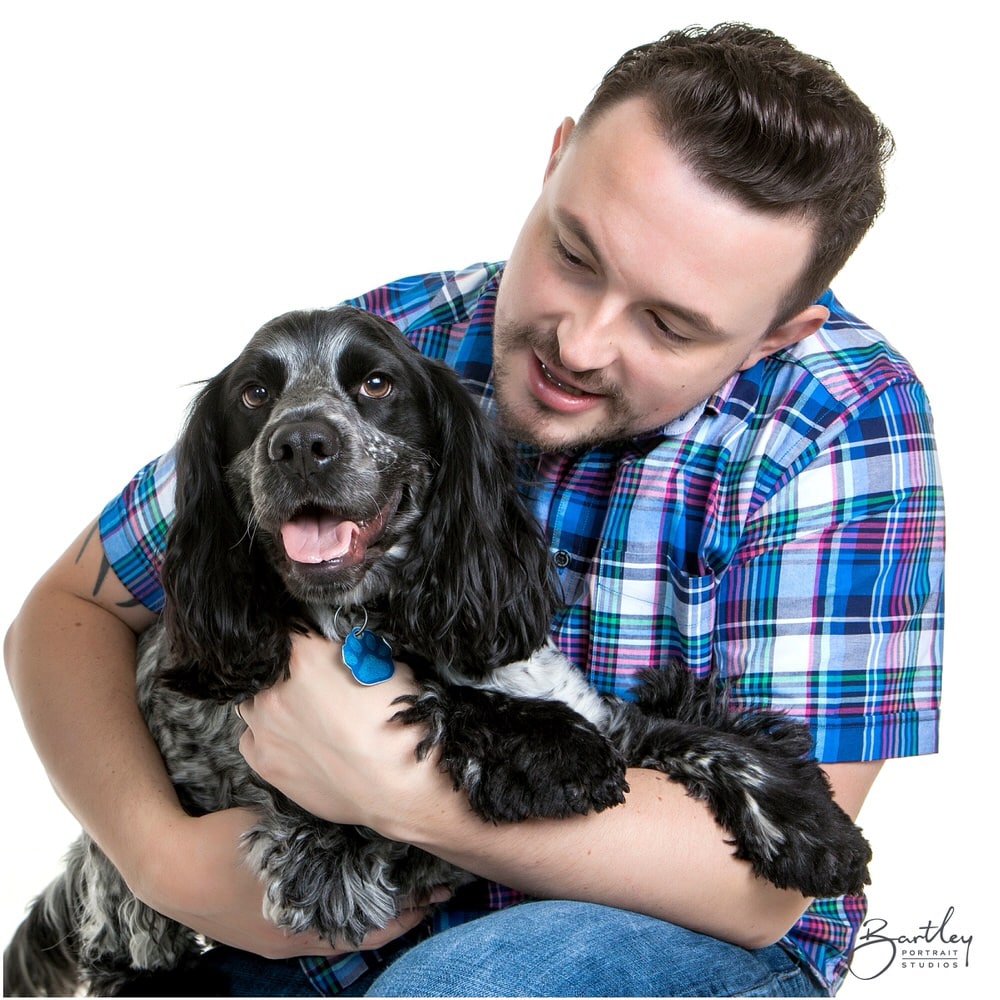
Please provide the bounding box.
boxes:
[98,450,177,613]
[715,379,944,762]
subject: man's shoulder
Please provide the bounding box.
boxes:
[718,291,926,442]
[686,292,934,494]
[782,291,922,411]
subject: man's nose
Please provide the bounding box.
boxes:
[555,303,621,373]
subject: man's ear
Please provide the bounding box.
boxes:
[544,117,576,181]
[738,304,830,371]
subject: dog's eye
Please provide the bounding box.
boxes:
[241,384,271,409]
[360,373,393,399]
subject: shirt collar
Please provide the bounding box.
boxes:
[633,373,734,444]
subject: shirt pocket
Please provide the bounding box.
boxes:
[591,542,719,683]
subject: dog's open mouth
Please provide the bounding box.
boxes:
[279,488,403,569]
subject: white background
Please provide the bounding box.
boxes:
[1,1,994,995]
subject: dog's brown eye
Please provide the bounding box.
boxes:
[360,374,393,399]
[241,384,270,409]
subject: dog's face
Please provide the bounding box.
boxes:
[163,305,555,699]
[215,308,440,606]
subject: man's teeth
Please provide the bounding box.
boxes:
[540,362,585,396]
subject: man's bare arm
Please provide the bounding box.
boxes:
[5,520,166,872]
[391,761,880,950]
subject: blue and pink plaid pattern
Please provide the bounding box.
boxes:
[99,263,944,992]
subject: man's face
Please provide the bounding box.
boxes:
[493,97,827,451]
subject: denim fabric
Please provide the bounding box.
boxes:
[366,901,830,997]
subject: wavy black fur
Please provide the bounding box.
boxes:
[159,356,297,701]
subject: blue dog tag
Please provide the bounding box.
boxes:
[342,629,395,685]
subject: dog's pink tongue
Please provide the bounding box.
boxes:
[281,511,359,564]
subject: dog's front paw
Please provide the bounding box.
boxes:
[396,685,628,822]
[612,706,872,898]
[390,682,451,762]
[468,703,629,822]
[713,752,872,898]
[740,794,872,898]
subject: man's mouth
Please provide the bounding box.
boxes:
[527,353,607,415]
[539,362,592,397]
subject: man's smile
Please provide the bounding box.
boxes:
[527,351,607,414]
[539,360,594,397]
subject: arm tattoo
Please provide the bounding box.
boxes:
[92,555,111,599]
[76,520,143,608]
[74,521,100,565]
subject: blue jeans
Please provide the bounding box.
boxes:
[122,901,829,997]
[367,902,829,997]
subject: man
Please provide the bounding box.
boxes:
[5,24,943,996]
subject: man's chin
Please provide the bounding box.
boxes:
[498,400,632,454]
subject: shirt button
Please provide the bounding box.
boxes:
[553,550,570,569]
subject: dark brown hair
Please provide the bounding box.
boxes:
[576,24,895,325]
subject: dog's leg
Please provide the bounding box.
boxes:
[392,648,629,823]
[606,668,872,898]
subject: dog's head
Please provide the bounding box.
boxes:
[160,307,555,700]
[218,308,441,606]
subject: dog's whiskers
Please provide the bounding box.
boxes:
[234,508,263,552]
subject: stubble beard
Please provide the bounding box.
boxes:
[491,321,639,453]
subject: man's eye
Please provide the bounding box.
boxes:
[552,237,587,269]
[649,313,688,344]
[241,384,270,409]
[360,373,393,399]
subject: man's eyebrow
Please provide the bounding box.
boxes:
[556,209,731,341]
[650,296,730,341]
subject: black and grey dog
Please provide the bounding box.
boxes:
[4,307,871,996]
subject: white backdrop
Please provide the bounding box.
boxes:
[1,2,994,996]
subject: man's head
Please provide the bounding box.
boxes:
[493,24,894,452]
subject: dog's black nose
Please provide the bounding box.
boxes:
[268,420,341,479]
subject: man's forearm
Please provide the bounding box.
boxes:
[377,766,812,949]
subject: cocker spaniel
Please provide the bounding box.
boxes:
[5,307,871,996]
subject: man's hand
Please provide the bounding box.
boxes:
[238,631,456,830]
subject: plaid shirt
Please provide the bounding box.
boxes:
[100,263,944,993]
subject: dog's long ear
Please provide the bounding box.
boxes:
[392,362,555,675]
[159,369,292,701]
